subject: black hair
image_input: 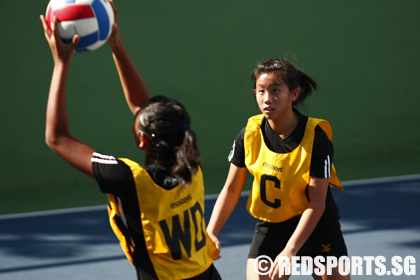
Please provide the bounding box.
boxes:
[251,59,318,106]
[136,95,200,185]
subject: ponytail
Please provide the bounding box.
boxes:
[172,128,200,185]
[294,70,318,106]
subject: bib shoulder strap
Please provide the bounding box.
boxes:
[307,117,333,142]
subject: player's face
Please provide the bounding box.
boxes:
[254,72,298,123]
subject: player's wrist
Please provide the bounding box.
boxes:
[283,243,299,256]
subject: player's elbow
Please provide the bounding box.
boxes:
[45,130,64,152]
[45,134,58,151]
[308,200,326,216]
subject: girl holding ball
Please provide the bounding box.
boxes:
[40,1,221,279]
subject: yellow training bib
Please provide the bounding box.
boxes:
[244,115,342,223]
[108,160,219,280]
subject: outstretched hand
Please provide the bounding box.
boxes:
[107,0,122,50]
[40,14,80,64]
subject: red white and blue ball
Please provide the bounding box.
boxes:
[46,0,114,52]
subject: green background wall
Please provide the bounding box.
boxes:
[1,0,419,215]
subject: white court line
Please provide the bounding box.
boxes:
[0,205,107,220]
[1,174,419,221]
[207,173,420,200]
[341,173,420,186]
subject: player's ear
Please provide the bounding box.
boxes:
[291,87,300,102]
[138,133,148,149]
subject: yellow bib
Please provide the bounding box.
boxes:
[244,115,342,223]
[108,159,219,280]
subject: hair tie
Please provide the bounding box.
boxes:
[180,124,189,132]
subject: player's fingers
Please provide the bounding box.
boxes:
[211,237,221,260]
[111,22,118,35]
[109,0,118,23]
[213,247,221,260]
[39,15,47,31]
[72,34,81,46]
[271,268,278,280]
[270,260,278,279]
[40,15,51,38]
[276,259,291,279]
[50,16,60,39]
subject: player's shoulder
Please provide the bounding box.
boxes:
[91,152,119,165]
[303,112,333,149]
[303,111,332,141]
[314,124,328,137]
[91,152,137,196]
[237,126,246,140]
[92,152,135,180]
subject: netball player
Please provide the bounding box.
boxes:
[40,1,221,279]
[207,59,350,280]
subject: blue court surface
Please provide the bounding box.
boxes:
[1,175,419,279]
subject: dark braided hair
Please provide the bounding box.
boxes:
[136,96,200,185]
[251,59,318,106]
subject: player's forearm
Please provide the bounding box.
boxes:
[45,61,71,146]
[45,61,96,178]
[283,177,329,254]
[283,202,325,255]
[207,165,247,236]
[112,42,150,115]
[207,186,241,237]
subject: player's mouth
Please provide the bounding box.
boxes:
[263,107,274,114]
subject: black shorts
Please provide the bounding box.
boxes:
[248,216,348,261]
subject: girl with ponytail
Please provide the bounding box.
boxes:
[135,95,200,186]
[41,1,220,279]
[208,59,350,279]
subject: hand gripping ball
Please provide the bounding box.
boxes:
[45,0,114,52]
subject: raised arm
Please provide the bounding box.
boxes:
[41,15,95,178]
[107,0,150,115]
